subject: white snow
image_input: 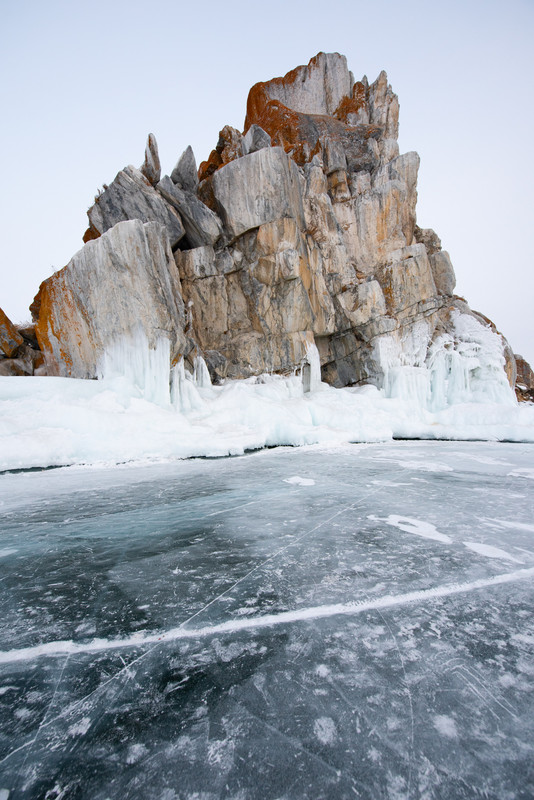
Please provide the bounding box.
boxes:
[433,715,458,738]
[370,515,452,543]
[1,322,533,471]
[508,469,534,480]
[284,476,316,486]
[482,518,534,533]
[313,716,337,745]
[0,549,17,558]
[463,542,524,563]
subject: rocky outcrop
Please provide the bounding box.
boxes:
[32,220,188,378]
[0,308,44,375]
[140,133,161,186]
[25,52,528,398]
[515,355,534,402]
[83,165,185,247]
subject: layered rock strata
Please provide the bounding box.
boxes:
[25,53,528,398]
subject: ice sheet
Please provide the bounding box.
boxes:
[0,441,533,799]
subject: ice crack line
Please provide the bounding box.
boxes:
[1,567,533,665]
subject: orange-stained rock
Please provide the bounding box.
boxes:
[33,220,187,379]
[243,53,383,170]
[515,355,534,402]
[0,307,24,357]
[198,126,244,181]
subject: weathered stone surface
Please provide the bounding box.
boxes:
[430,251,456,296]
[379,244,437,315]
[414,226,442,256]
[515,355,534,402]
[198,126,244,181]
[140,133,161,186]
[171,145,199,193]
[337,280,387,327]
[0,307,24,357]
[174,246,217,280]
[157,176,223,248]
[34,220,186,378]
[85,166,185,248]
[247,52,353,119]
[211,147,305,239]
[242,125,272,155]
[0,358,28,376]
[17,323,39,348]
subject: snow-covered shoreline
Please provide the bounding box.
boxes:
[2,367,533,472]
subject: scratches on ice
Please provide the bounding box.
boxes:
[1,567,534,666]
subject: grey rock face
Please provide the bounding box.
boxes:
[34,220,187,379]
[211,147,305,239]
[87,166,185,248]
[0,307,24,358]
[264,52,352,116]
[140,133,161,185]
[157,176,223,248]
[430,251,456,296]
[170,145,199,193]
[242,125,272,155]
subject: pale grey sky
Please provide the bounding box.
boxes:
[1,0,533,366]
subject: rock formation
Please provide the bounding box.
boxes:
[0,307,44,376]
[20,53,530,401]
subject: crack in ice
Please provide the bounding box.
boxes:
[1,567,533,666]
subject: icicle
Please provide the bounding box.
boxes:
[302,341,322,393]
[170,359,205,413]
[98,328,171,406]
[193,355,212,388]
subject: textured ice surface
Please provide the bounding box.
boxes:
[1,441,533,799]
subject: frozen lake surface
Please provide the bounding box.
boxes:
[1,441,533,799]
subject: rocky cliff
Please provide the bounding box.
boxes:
[4,52,528,403]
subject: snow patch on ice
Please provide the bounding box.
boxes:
[313,716,337,745]
[481,518,534,534]
[370,515,452,543]
[68,717,91,737]
[463,542,523,563]
[433,715,458,738]
[508,469,534,480]
[284,476,316,486]
[126,743,149,764]
[0,549,17,558]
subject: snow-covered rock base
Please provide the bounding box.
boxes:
[1,320,533,471]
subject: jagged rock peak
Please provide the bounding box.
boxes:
[140,133,161,185]
[171,145,199,193]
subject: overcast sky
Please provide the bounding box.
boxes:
[1,0,533,366]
